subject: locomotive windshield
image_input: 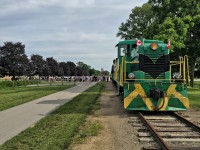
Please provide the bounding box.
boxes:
[119,44,138,61]
[130,44,138,61]
[119,44,129,56]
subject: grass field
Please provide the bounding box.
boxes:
[187,81,200,109]
[188,87,200,109]
[0,82,104,150]
[0,85,74,111]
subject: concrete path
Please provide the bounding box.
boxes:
[0,82,96,145]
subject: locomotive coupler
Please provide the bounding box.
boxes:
[149,89,164,100]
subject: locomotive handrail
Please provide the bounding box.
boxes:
[125,78,186,81]
[126,61,184,64]
[170,61,182,63]
[183,56,185,82]
[180,56,183,76]
[124,57,126,83]
[119,56,124,86]
[114,59,118,82]
[123,56,189,85]
[125,61,139,64]
[169,56,189,84]
[126,61,184,63]
[184,55,190,86]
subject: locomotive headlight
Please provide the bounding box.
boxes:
[150,43,158,51]
[128,73,135,79]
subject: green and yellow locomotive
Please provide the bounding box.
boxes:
[111,39,189,111]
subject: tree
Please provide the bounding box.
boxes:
[102,71,110,76]
[89,68,96,76]
[116,21,132,39]
[43,67,51,78]
[185,15,200,86]
[66,61,76,76]
[30,54,47,77]
[95,70,101,76]
[153,17,191,51]
[116,0,200,86]
[149,0,200,22]
[59,62,71,76]
[117,3,153,39]
[148,0,200,86]
[0,42,29,80]
[76,61,91,76]
[46,57,60,76]
[57,66,64,76]
[76,67,83,76]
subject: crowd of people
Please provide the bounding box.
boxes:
[48,75,110,82]
[0,75,111,82]
[64,75,111,82]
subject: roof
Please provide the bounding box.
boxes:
[116,38,166,47]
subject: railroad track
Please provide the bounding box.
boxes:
[129,112,200,150]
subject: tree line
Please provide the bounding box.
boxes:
[0,41,109,80]
[117,0,200,86]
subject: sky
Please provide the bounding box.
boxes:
[0,0,148,72]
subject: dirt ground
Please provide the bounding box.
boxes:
[71,81,200,150]
[72,82,142,150]
[177,108,200,126]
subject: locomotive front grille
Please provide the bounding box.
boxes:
[144,73,165,79]
[139,54,169,79]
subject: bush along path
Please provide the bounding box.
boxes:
[0,82,104,150]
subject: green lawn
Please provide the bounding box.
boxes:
[188,87,200,109]
[0,83,104,150]
[0,85,74,111]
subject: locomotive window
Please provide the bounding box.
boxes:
[120,44,129,56]
[127,45,130,56]
[132,44,137,49]
[131,44,139,61]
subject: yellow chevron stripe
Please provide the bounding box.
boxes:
[167,84,189,109]
[124,84,154,110]
[124,90,138,109]
[136,84,154,110]
[175,94,189,108]
[167,84,177,94]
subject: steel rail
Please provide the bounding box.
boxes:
[138,112,170,150]
[171,112,200,132]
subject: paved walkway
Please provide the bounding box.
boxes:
[0,82,96,145]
